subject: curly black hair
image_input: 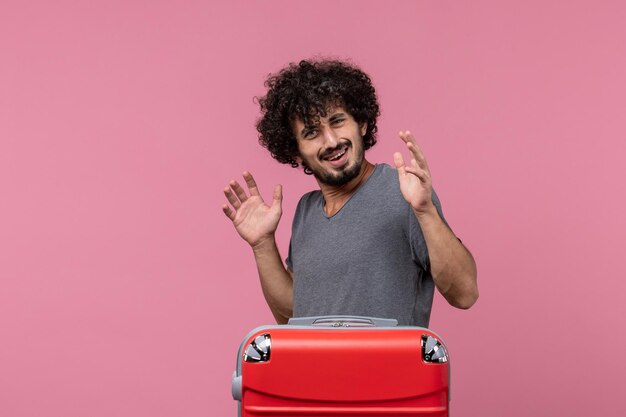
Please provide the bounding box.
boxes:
[256,59,381,168]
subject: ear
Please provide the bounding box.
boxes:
[360,122,368,136]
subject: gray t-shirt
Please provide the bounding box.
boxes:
[286,163,446,327]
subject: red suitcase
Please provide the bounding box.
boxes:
[232,316,450,416]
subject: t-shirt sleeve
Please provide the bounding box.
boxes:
[285,192,310,271]
[409,188,447,271]
[285,239,293,270]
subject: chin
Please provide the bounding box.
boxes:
[316,161,362,186]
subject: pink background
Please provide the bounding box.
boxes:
[1,1,625,416]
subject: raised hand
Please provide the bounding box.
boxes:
[222,171,283,248]
[393,131,434,215]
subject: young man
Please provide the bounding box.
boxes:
[222,59,478,326]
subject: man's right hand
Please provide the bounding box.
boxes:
[222,171,283,249]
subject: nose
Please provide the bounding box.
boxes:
[321,126,339,148]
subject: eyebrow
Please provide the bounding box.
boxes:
[328,112,346,122]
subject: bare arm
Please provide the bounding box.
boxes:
[412,205,478,309]
[394,131,478,309]
[223,172,294,323]
[250,239,293,324]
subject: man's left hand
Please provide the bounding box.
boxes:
[393,131,435,215]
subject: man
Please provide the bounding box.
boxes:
[223,59,478,326]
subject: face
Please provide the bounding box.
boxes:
[293,107,367,187]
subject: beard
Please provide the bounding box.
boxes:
[302,143,364,186]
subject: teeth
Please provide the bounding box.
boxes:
[328,149,346,161]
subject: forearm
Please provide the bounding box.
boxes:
[251,238,294,324]
[414,205,478,309]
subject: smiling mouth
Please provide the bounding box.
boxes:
[327,149,346,161]
[322,144,349,162]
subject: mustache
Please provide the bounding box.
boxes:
[319,143,349,159]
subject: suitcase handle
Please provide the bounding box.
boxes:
[287,315,398,327]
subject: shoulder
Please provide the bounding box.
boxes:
[294,189,322,215]
[350,164,407,216]
[374,163,444,210]
[297,189,321,205]
[372,163,397,180]
[362,163,402,198]
[371,163,402,189]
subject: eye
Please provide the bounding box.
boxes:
[303,129,318,139]
[331,118,345,126]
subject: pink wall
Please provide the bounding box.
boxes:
[2,1,625,416]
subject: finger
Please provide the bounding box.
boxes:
[399,130,416,146]
[404,134,430,172]
[222,204,236,221]
[406,142,429,172]
[393,152,407,174]
[271,184,282,210]
[243,171,260,197]
[224,186,241,209]
[404,158,430,183]
[399,130,428,171]
[229,180,249,202]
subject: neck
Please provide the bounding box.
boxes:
[317,160,375,216]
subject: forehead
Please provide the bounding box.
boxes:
[292,105,348,128]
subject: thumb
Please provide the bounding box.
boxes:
[393,152,406,173]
